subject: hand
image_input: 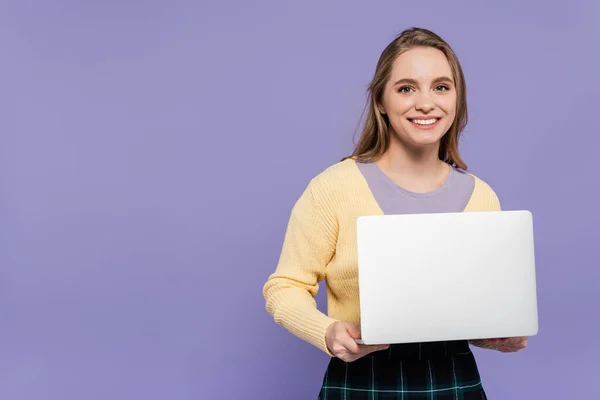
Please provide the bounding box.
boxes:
[325,321,389,362]
[487,337,528,353]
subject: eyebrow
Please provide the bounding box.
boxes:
[393,76,454,86]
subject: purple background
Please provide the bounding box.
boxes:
[1,1,599,399]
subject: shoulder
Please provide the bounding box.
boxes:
[465,173,501,211]
[312,158,358,182]
[287,159,359,223]
[470,174,498,195]
[307,158,361,195]
[294,158,367,216]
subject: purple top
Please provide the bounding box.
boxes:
[356,162,475,215]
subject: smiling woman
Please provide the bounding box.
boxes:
[348,30,468,174]
[389,70,455,132]
[263,27,527,400]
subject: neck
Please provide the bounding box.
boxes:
[375,136,449,193]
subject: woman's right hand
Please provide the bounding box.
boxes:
[325,321,390,362]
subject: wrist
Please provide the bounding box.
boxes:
[324,321,340,353]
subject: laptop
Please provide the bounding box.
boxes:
[355,210,538,345]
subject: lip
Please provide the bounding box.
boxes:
[407,117,442,130]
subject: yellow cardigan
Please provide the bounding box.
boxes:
[262,159,500,355]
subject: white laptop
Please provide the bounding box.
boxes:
[355,210,538,345]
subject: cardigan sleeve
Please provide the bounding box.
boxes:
[262,180,339,355]
[464,175,502,212]
[468,176,502,350]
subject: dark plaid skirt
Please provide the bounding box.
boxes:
[318,340,487,399]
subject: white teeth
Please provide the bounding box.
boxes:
[411,118,437,125]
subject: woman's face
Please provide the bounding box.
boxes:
[379,46,457,151]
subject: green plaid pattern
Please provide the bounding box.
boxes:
[318,341,487,400]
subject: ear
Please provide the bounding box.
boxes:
[377,103,386,115]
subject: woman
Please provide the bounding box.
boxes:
[263,27,527,399]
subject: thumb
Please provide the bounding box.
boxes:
[343,322,362,339]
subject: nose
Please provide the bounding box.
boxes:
[415,92,436,113]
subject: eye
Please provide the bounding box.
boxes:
[398,86,414,93]
[435,85,450,91]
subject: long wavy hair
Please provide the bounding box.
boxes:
[344,27,468,170]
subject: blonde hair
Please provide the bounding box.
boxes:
[344,27,468,170]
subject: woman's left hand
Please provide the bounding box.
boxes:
[487,337,528,352]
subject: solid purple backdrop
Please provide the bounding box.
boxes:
[1,1,598,399]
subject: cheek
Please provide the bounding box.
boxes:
[386,96,414,116]
[438,95,457,116]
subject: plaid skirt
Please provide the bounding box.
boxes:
[318,340,487,400]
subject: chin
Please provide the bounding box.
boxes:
[391,122,448,149]
[407,132,444,147]
[412,140,442,149]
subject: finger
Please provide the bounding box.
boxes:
[507,337,523,344]
[505,339,527,349]
[361,344,390,355]
[497,344,525,352]
[494,338,515,344]
[497,345,519,352]
[500,348,519,353]
[344,323,362,339]
[339,336,361,354]
[505,337,527,345]
[492,338,521,348]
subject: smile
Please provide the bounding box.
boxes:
[408,117,441,130]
